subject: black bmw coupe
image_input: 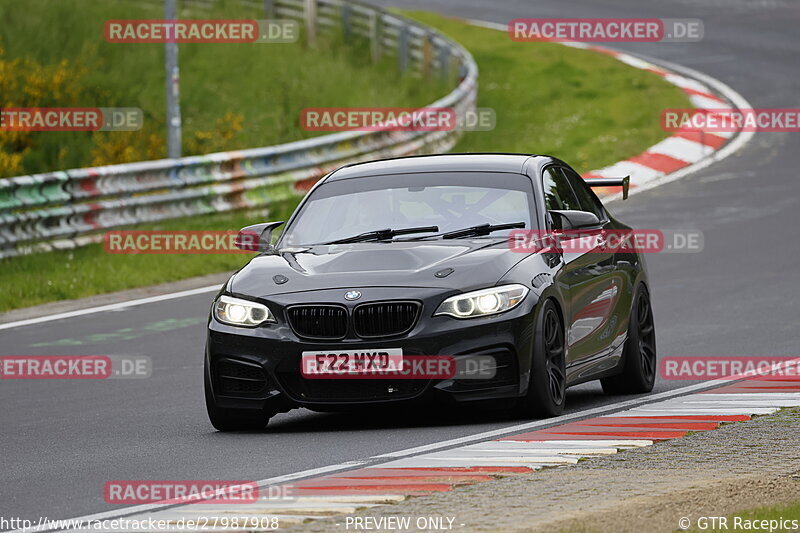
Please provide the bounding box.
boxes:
[204,154,656,430]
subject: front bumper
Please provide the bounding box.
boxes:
[205,287,537,411]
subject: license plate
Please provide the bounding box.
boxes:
[301,348,403,377]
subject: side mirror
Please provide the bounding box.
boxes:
[548,210,600,230]
[235,221,285,252]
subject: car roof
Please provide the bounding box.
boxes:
[324,153,551,181]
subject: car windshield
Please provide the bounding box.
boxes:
[280,172,536,246]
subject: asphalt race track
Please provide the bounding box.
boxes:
[2,0,799,523]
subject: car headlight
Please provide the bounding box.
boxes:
[434,284,530,319]
[214,295,275,327]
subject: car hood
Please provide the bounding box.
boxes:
[229,240,526,297]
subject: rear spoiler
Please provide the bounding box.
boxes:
[586,176,630,200]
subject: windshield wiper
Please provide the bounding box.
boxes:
[440,222,526,239]
[320,225,439,245]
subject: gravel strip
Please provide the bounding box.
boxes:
[285,408,800,532]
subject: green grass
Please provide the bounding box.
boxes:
[0,0,443,174]
[0,10,690,312]
[406,11,690,173]
[0,207,292,307]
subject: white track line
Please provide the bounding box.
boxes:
[459,442,619,454]
[0,284,220,331]
[681,399,800,407]
[500,439,653,447]
[376,458,547,469]
[463,447,618,456]
[621,408,779,415]
[420,451,580,463]
[697,393,800,399]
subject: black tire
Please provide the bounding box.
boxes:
[601,284,656,394]
[517,299,566,418]
[204,366,274,431]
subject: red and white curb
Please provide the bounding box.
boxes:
[580,44,739,198]
[466,20,754,202]
[51,368,798,531]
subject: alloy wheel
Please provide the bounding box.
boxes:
[543,308,566,405]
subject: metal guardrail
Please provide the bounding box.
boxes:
[0,0,478,258]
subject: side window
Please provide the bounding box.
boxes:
[542,167,581,211]
[560,168,607,221]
